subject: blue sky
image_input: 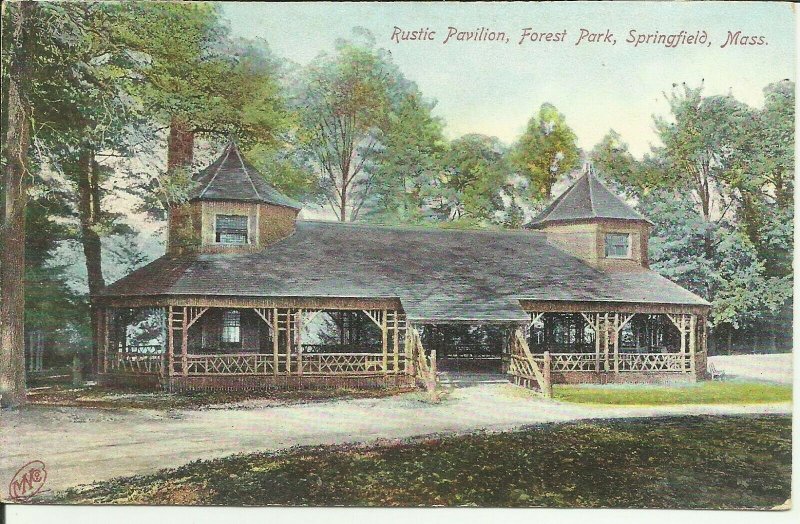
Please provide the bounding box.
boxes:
[221,1,795,157]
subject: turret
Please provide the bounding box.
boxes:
[167,142,302,255]
[526,166,653,270]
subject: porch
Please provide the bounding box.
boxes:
[94,300,708,395]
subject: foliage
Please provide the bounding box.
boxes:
[367,92,447,224]
[592,82,794,336]
[432,134,513,223]
[509,103,581,200]
[56,415,791,509]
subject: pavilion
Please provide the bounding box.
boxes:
[95,142,710,395]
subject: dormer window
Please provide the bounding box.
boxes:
[605,233,631,259]
[215,215,248,245]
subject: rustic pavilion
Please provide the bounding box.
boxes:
[95,142,710,396]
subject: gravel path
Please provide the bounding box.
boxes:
[0,376,790,497]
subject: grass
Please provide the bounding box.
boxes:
[55,415,791,509]
[553,380,792,406]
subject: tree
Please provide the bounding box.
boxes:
[509,103,580,200]
[295,29,409,221]
[432,134,512,225]
[367,92,446,224]
[1,1,36,406]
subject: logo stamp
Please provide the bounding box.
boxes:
[8,460,47,502]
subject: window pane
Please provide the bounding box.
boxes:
[215,215,248,244]
[221,310,241,344]
[605,233,630,258]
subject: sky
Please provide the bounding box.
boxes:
[221,1,795,157]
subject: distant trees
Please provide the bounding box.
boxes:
[592,81,794,353]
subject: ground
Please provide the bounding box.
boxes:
[0,353,792,504]
[54,415,792,508]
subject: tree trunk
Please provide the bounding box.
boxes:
[0,2,34,408]
[77,147,106,375]
[167,115,195,171]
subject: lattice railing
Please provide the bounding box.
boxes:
[617,353,690,373]
[550,353,598,372]
[184,353,278,375]
[301,353,391,375]
[113,353,163,374]
[180,352,403,376]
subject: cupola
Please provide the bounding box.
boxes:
[526,165,653,270]
[167,141,302,255]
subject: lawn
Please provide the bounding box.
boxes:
[56,415,791,509]
[553,380,792,406]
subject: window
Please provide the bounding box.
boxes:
[215,215,248,244]
[605,233,631,258]
[221,310,241,344]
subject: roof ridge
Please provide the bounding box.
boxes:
[233,143,263,200]
[297,219,546,237]
[586,167,596,217]
[199,143,234,199]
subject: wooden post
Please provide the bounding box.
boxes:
[103,308,111,374]
[593,315,601,373]
[167,306,175,378]
[613,313,619,374]
[285,309,292,375]
[689,314,697,374]
[95,308,104,375]
[381,309,388,374]
[405,322,415,376]
[296,309,303,378]
[272,307,279,376]
[181,306,189,377]
[392,311,399,374]
[603,313,610,372]
[543,351,552,398]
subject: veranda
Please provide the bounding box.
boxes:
[95,298,708,395]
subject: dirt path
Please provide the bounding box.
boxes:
[0,379,790,497]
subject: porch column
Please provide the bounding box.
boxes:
[296,309,303,378]
[392,311,399,374]
[594,315,601,373]
[272,307,279,377]
[613,313,620,374]
[181,306,189,377]
[689,314,697,375]
[167,305,175,378]
[381,309,388,374]
[284,309,292,374]
[603,313,610,372]
[101,307,110,374]
[404,321,415,376]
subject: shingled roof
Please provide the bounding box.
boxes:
[189,141,302,209]
[102,221,709,322]
[527,166,652,228]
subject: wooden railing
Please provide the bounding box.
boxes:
[112,352,163,374]
[301,352,398,375]
[545,352,691,373]
[183,353,280,375]
[406,327,437,392]
[507,328,552,397]
[550,353,598,372]
[177,352,403,376]
[617,352,690,373]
